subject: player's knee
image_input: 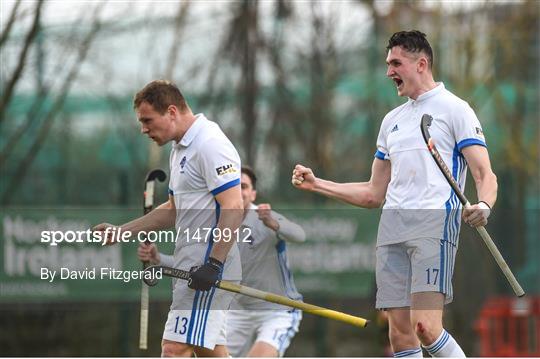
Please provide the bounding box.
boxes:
[161,340,192,357]
[389,322,416,348]
[412,319,441,344]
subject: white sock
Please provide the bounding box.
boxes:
[423,329,465,357]
[394,348,423,357]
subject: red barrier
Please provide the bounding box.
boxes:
[475,296,540,357]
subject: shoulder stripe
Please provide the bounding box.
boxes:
[211,178,240,196]
[374,150,388,160]
[457,138,486,151]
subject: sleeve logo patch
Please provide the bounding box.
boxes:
[475,127,484,136]
[216,164,237,176]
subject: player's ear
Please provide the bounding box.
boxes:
[251,190,257,202]
[417,56,428,73]
[167,105,178,118]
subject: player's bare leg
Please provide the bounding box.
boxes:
[161,339,193,357]
[387,307,420,355]
[194,344,229,357]
[410,292,444,344]
[247,341,278,357]
[411,292,465,357]
[162,340,229,357]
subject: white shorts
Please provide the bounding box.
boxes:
[375,238,457,309]
[226,309,302,357]
[162,280,237,350]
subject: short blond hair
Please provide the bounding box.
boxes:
[133,80,188,114]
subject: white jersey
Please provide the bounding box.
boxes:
[230,204,305,310]
[375,83,487,246]
[167,113,241,280]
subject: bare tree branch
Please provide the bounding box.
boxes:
[0,86,47,164]
[0,0,22,48]
[165,0,191,79]
[238,0,259,165]
[1,2,105,204]
[0,0,44,122]
[0,5,91,167]
[196,1,261,164]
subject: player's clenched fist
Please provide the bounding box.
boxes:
[138,242,160,265]
[256,203,280,231]
[291,164,316,191]
[256,203,273,223]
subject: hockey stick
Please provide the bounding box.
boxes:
[139,169,167,350]
[143,265,369,328]
[420,114,524,297]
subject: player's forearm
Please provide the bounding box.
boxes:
[158,252,175,267]
[122,202,176,234]
[462,146,498,208]
[313,178,383,208]
[209,207,244,263]
[474,170,498,208]
[276,217,306,243]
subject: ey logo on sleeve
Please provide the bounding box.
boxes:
[216,164,237,176]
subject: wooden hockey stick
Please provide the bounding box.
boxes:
[139,169,167,350]
[420,114,524,297]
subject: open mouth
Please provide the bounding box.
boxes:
[393,78,403,89]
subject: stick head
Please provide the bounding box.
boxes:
[144,169,167,211]
[143,265,162,286]
[145,169,167,183]
[420,114,433,145]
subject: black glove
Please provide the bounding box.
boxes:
[188,257,223,291]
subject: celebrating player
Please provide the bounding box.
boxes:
[292,30,497,357]
[94,80,244,357]
[227,166,305,357]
